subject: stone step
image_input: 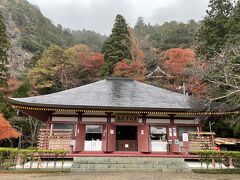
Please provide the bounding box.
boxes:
[72,168,163,172]
[72,168,191,173]
[73,164,171,169]
[73,157,186,163]
[71,157,191,172]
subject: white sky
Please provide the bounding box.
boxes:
[27,0,209,35]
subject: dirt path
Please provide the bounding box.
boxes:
[0,172,240,180]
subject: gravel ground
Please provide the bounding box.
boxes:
[0,172,240,180]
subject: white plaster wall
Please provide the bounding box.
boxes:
[52,116,78,122]
[174,119,199,124]
[84,112,106,116]
[53,111,78,115]
[146,119,170,124]
[82,117,107,122]
[111,118,115,122]
[70,139,76,151]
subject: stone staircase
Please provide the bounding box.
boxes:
[71,157,191,172]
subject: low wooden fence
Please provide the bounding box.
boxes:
[38,129,73,152]
[0,148,68,171]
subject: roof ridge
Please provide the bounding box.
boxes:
[106,77,133,81]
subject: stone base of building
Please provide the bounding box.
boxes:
[71,156,192,172]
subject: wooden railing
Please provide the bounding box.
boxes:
[38,129,73,151]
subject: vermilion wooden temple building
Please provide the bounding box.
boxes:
[9,77,204,156]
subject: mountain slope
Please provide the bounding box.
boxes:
[0,0,106,78]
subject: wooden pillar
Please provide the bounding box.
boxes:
[168,114,180,153]
[103,112,115,152]
[142,113,147,124]
[198,118,203,132]
[46,112,52,129]
[102,113,108,152]
[138,113,150,153]
[75,112,85,152]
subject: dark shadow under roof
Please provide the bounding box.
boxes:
[9,78,192,111]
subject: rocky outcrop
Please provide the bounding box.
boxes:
[1,0,33,78]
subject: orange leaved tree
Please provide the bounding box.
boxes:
[161,48,207,97]
[162,48,196,76]
[114,60,147,81]
[0,113,21,140]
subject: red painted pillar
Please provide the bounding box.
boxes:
[168,114,180,153]
[75,113,85,152]
[107,124,116,152]
[102,124,108,152]
[102,113,115,153]
[182,132,189,155]
[46,113,52,129]
[138,114,150,153]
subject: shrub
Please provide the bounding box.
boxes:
[0,148,67,170]
[195,150,240,169]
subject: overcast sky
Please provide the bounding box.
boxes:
[27,0,209,35]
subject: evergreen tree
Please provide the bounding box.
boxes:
[227,1,240,43]
[134,17,146,37]
[0,12,12,118]
[0,12,9,87]
[196,0,233,58]
[12,79,31,98]
[101,14,131,76]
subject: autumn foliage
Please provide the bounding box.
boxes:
[162,48,196,76]
[81,53,104,71]
[28,44,105,93]
[114,60,147,81]
[0,78,22,95]
[0,113,21,140]
[160,48,207,98]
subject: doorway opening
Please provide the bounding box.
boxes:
[116,126,137,151]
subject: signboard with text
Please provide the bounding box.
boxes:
[115,114,138,122]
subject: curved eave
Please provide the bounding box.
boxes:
[10,99,240,116]
[9,98,192,113]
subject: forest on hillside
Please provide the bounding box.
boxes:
[0,0,239,148]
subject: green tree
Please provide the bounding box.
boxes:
[28,45,73,94]
[72,29,107,52]
[12,79,31,98]
[196,0,233,57]
[0,12,9,87]
[101,14,131,76]
[0,11,12,118]
[227,1,240,44]
[134,17,147,38]
[233,120,240,137]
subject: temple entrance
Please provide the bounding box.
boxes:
[116,126,138,151]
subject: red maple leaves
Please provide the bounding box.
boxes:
[161,48,207,98]
[0,113,21,140]
[114,60,147,81]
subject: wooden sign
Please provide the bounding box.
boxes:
[115,114,138,122]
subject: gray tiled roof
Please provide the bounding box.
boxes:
[9,78,192,111]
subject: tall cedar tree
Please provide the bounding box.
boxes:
[0,12,12,118]
[0,12,9,87]
[196,0,233,58]
[101,15,131,76]
[227,1,240,44]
